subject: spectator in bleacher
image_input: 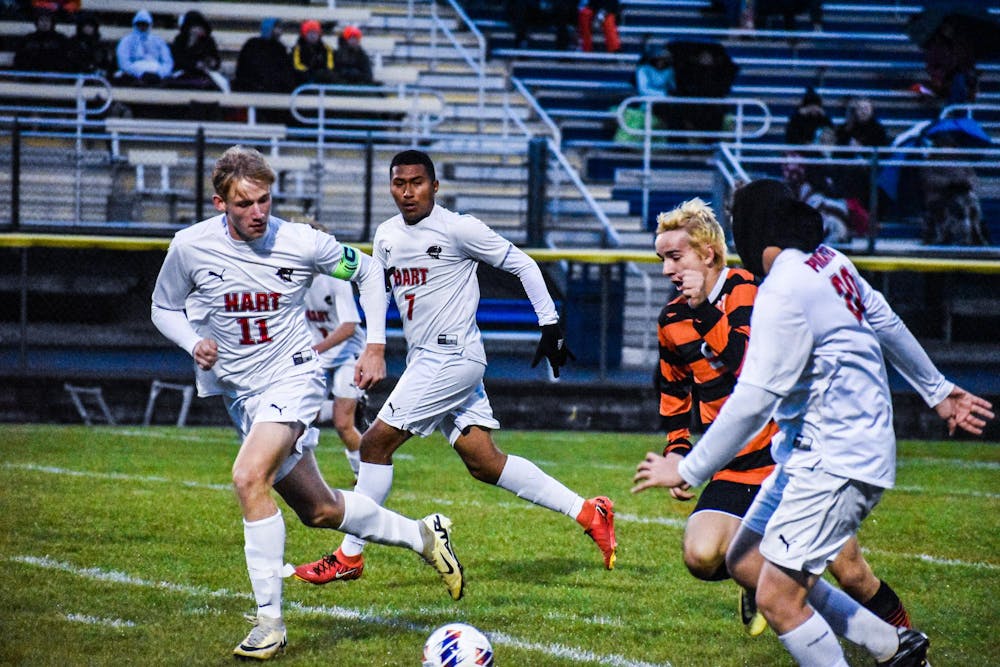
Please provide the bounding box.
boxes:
[235,18,296,94]
[921,18,979,106]
[634,41,676,132]
[578,0,620,53]
[784,86,832,145]
[835,96,888,149]
[67,11,114,76]
[113,9,173,87]
[292,19,336,85]
[505,0,575,50]
[783,152,851,243]
[333,25,375,85]
[14,9,71,72]
[754,0,822,31]
[169,10,226,92]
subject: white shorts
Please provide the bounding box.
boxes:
[377,349,500,445]
[324,362,365,401]
[223,370,325,483]
[755,462,883,575]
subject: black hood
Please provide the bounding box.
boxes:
[731,179,823,276]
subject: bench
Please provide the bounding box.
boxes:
[105,118,287,156]
[79,0,371,25]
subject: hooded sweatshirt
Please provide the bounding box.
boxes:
[116,9,173,78]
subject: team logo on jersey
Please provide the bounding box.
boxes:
[276,267,295,282]
[426,245,443,259]
[324,295,333,305]
[207,269,226,281]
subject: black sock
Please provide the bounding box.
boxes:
[863,579,911,628]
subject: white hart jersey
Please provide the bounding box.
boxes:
[153,215,349,395]
[303,273,366,368]
[739,245,950,488]
[373,204,514,364]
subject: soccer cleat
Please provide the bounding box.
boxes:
[877,628,930,667]
[419,513,465,601]
[292,548,364,584]
[233,615,286,661]
[580,496,617,570]
[739,588,768,637]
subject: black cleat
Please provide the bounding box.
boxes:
[877,628,930,667]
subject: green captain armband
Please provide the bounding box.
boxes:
[331,245,360,280]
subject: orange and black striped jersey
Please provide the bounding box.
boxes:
[657,267,776,485]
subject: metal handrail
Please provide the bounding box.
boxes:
[431,0,487,128]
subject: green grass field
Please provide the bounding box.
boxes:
[2,424,998,666]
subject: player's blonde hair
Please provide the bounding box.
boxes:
[212,145,276,200]
[655,197,726,269]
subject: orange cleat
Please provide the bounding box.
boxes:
[293,548,364,585]
[578,496,617,570]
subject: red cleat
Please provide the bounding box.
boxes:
[293,548,364,585]
[578,496,617,570]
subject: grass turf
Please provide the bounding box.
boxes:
[1,424,997,666]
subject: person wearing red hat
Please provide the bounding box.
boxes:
[334,24,375,85]
[292,18,335,84]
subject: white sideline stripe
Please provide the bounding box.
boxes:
[3,463,231,492]
[12,555,670,667]
[899,458,999,470]
[894,485,1000,500]
[115,429,234,443]
[64,613,137,628]
[862,548,999,571]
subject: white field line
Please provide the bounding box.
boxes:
[11,555,671,667]
[5,463,996,568]
[861,548,1000,571]
[64,613,137,628]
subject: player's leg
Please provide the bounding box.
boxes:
[294,418,411,583]
[830,536,911,627]
[330,363,364,479]
[449,413,617,570]
[278,448,464,600]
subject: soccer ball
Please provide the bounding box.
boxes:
[422,622,494,666]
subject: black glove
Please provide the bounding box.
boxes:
[531,323,574,378]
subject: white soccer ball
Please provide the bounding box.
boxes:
[422,622,494,666]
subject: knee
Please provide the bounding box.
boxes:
[683,542,727,581]
[464,456,501,485]
[231,462,266,497]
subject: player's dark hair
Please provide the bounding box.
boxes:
[731,178,823,276]
[390,149,436,182]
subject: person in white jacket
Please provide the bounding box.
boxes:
[114,10,173,85]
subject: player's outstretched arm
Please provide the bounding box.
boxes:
[934,385,995,436]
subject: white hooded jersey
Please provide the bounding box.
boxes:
[152,215,367,395]
[303,273,365,368]
[373,204,553,364]
[739,245,951,488]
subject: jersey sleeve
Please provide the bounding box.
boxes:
[452,215,513,267]
[657,307,694,456]
[150,240,201,355]
[738,284,813,397]
[332,277,362,325]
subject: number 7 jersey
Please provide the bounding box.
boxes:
[372,204,513,364]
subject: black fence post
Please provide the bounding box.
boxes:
[12,116,21,230]
[195,126,206,222]
[526,137,547,247]
[362,134,373,241]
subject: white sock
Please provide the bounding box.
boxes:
[243,511,285,620]
[778,611,848,667]
[337,489,423,553]
[496,455,583,517]
[809,578,898,660]
[318,400,334,423]
[339,462,394,557]
[344,448,361,475]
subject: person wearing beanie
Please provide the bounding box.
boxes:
[292,18,335,85]
[785,86,832,145]
[114,9,173,85]
[634,178,993,666]
[67,10,114,75]
[235,17,296,93]
[333,24,375,85]
[169,9,224,90]
[14,9,71,73]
